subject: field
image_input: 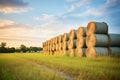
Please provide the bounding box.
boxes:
[0,53,120,80]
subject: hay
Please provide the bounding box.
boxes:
[68,39,77,49]
[62,41,68,50]
[77,27,86,38]
[63,33,69,41]
[69,29,77,39]
[69,49,75,57]
[58,35,63,43]
[86,34,109,47]
[109,47,120,57]
[76,36,86,48]
[58,42,62,51]
[75,48,86,57]
[108,34,120,46]
[87,22,108,35]
[86,47,109,58]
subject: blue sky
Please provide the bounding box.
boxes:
[0,0,120,47]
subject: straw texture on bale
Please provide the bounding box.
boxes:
[69,49,75,57]
[63,33,69,41]
[75,48,86,57]
[77,27,86,38]
[76,37,86,48]
[108,34,120,46]
[55,36,59,44]
[69,29,77,39]
[86,47,109,58]
[86,34,109,47]
[68,39,77,49]
[58,35,63,43]
[62,41,68,50]
[58,43,62,51]
[87,22,108,35]
[109,47,120,56]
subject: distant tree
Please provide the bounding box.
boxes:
[0,42,6,48]
[0,42,7,53]
[20,45,27,53]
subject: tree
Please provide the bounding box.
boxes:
[0,42,6,48]
[20,44,27,53]
[0,42,7,53]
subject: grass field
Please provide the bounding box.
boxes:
[0,53,120,80]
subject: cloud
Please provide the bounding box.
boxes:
[0,0,30,14]
[68,0,90,12]
[34,14,59,22]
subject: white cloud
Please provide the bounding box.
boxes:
[68,0,90,12]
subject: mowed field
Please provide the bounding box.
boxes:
[0,53,120,80]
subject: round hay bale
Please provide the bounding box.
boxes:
[108,34,120,46]
[76,37,86,48]
[62,41,68,50]
[77,27,86,38]
[87,22,108,35]
[63,33,69,41]
[75,48,86,57]
[58,42,62,51]
[69,49,75,57]
[68,39,77,49]
[69,29,77,39]
[86,34,109,47]
[55,43,59,51]
[58,35,63,43]
[55,36,59,44]
[86,47,109,58]
[109,47,120,57]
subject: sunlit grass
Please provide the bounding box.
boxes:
[0,53,120,80]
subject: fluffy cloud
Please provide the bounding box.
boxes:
[0,0,30,14]
[68,0,90,12]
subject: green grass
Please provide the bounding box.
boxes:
[0,53,120,80]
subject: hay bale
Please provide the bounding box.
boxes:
[68,39,77,49]
[109,47,120,57]
[55,36,59,44]
[108,34,120,46]
[58,35,63,43]
[86,34,109,47]
[69,49,75,57]
[63,33,69,41]
[76,37,86,48]
[62,41,68,50]
[75,48,86,57]
[69,29,77,39]
[87,22,108,35]
[77,27,86,38]
[58,42,62,51]
[86,47,109,58]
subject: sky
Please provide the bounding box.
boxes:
[0,0,120,48]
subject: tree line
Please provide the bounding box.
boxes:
[0,42,42,53]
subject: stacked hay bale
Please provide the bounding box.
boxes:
[62,33,69,55]
[76,26,87,57]
[108,34,120,57]
[68,29,77,57]
[42,21,120,57]
[86,22,109,58]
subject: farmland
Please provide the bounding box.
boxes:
[0,53,120,80]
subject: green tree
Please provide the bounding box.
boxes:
[20,44,27,53]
